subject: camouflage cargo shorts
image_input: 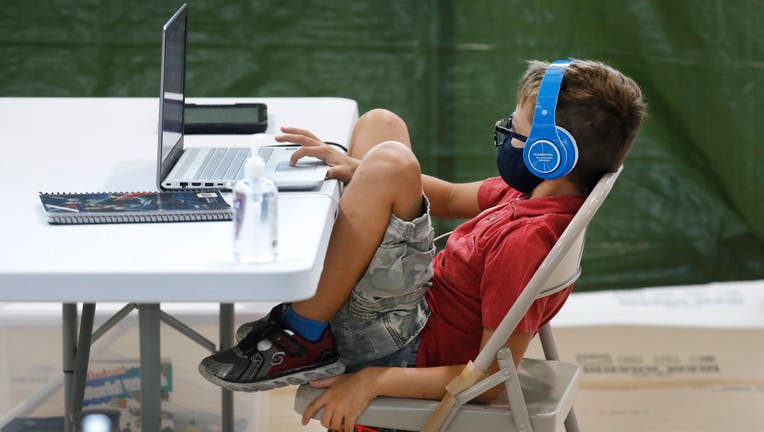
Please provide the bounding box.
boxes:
[330,196,435,367]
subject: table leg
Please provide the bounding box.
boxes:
[139,304,162,432]
[62,304,77,432]
[70,304,95,427]
[220,303,234,432]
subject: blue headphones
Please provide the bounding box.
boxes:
[523,59,579,179]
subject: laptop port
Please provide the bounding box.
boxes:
[205,183,214,187]
[179,182,188,188]
[191,182,201,187]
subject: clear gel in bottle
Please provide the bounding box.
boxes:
[233,153,278,263]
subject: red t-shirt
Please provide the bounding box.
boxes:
[416,177,585,367]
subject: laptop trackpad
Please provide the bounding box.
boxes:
[271,158,329,188]
[275,160,322,171]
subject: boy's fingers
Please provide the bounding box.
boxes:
[330,414,344,431]
[344,416,356,432]
[274,133,318,147]
[320,405,335,429]
[310,376,339,388]
[303,392,327,424]
[280,126,320,141]
[289,146,325,166]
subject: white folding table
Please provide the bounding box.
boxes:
[0,97,358,432]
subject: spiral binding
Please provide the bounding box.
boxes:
[39,191,155,196]
[48,212,232,225]
[39,191,233,225]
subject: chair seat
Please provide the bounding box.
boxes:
[294,358,580,431]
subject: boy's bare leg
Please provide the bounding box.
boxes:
[347,108,412,158]
[292,109,419,321]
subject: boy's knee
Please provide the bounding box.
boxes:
[358,108,407,131]
[357,140,421,184]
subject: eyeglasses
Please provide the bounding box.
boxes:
[494,113,528,147]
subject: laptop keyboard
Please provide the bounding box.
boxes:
[259,146,274,162]
[169,146,279,184]
[231,147,273,181]
[189,148,250,181]
[229,147,274,180]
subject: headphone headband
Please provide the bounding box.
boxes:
[523,59,578,179]
[531,60,570,137]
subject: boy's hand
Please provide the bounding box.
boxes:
[301,368,380,432]
[276,126,359,183]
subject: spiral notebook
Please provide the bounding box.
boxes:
[39,191,232,224]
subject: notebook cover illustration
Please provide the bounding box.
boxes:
[39,191,232,224]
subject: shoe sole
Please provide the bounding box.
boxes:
[198,359,346,392]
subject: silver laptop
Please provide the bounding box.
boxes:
[157,4,328,191]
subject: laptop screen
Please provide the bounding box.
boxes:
[157,4,187,184]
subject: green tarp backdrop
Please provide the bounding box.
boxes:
[1,1,762,291]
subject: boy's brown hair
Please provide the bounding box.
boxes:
[517,59,646,194]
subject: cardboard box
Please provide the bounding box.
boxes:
[541,326,764,390]
[524,280,764,432]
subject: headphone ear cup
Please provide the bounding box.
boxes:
[523,126,578,179]
[523,136,562,179]
[523,131,576,179]
[554,126,578,177]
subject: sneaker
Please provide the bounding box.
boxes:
[235,319,257,344]
[234,305,317,342]
[198,304,345,392]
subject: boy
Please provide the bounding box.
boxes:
[200,59,645,431]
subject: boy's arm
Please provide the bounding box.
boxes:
[302,329,533,431]
[422,174,484,219]
[372,329,533,401]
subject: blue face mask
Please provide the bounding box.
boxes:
[496,142,543,194]
[494,113,543,194]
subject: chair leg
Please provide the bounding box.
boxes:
[539,324,581,432]
[538,324,560,361]
[564,408,581,432]
[497,348,533,432]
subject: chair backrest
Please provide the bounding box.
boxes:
[474,166,622,370]
[539,230,584,298]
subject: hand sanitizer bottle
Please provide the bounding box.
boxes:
[233,153,278,264]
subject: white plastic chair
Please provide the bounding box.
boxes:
[295,166,623,432]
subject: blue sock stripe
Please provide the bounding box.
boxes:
[283,304,328,342]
